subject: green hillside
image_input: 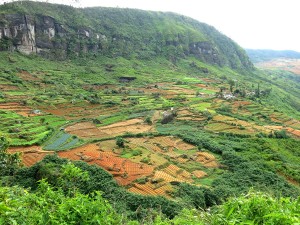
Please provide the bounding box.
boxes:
[0,1,252,69]
[0,1,300,224]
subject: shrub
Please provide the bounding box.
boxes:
[116,137,125,148]
[145,116,152,125]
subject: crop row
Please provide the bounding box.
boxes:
[43,131,81,151]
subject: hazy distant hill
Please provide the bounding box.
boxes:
[246,49,300,63]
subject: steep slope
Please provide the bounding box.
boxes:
[0,1,253,70]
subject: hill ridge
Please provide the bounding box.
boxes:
[0,1,253,70]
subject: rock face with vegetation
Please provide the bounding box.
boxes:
[0,1,253,69]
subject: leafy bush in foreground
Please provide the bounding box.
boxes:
[1,183,299,225]
[205,191,300,225]
[0,181,121,225]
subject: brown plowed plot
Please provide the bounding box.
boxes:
[263,125,283,131]
[0,102,33,116]
[270,113,300,128]
[129,183,174,197]
[192,170,208,178]
[177,116,205,121]
[170,86,195,95]
[96,140,116,151]
[139,82,192,96]
[41,103,119,119]
[285,120,300,129]
[126,136,196,161]
[129,184,158,196]
[65,122,104,138]
[8,145,54,167]
[195,84,207,88]
[128,186,149,195]
[163,164,181,177]
[22,152,51,167]
[58,143,154,186]
[286,128,300,138]
[163,164,192,181]
[154,170,183,183]
[209,116,271,135]
[0,84,19,91]
[132,183,158,195]
[66,119,152,139]
[154,184,173,196]
[140,87,177,96]
[177,108,206,121]
[17,71,41,81]
[177,157,189,163]
[232,101,252,107]
[196,152,219,168]
[175,140,195,151]
[213,114,235,122]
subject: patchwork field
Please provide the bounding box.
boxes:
[2,53,300,199]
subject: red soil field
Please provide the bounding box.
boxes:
[8,145,54,167]
[58,144,154,186]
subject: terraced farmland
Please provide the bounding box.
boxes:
[0,110,52,146]
[2,51,300,200]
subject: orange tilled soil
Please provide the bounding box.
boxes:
[8,145,54,167]
[286,127,300,138]
[58,144,154,186]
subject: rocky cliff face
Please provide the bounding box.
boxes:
[189,42,221,65]
[0,14,222,63]
[0,14,36,54]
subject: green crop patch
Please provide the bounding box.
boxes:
[0,110,53,146]
[43,130,82,151]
